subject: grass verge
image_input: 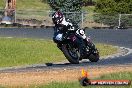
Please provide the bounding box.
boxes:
[31,72,132,88]
[0,0,50,10]
[0,38,118,67]
[0,0,94,11]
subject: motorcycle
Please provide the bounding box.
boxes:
[54,23,99,64]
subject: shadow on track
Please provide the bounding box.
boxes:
[0,54,131,73]
[45,54,132,67]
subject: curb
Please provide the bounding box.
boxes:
[101,46,132,59]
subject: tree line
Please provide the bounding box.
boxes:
[46,0,132,14]
[46,0,132,27]
[95,0,132,14]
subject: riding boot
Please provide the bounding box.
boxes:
[79,44,87,60]
[76,38,86,59]
[57,43,62,51]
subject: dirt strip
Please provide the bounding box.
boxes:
[0,65,132,87]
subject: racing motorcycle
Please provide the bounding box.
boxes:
[54,22,99,64]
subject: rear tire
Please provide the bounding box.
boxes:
[88,49,99,62]
[61,44,79,64]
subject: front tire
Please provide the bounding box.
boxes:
[61,44,79,64]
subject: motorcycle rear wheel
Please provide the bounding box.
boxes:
[88,49,99,62]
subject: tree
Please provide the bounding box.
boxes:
[82,0,95,6]
[95,0,132,14]
[48,0,82,25]
[93,0,132,27]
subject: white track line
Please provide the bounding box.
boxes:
[101,46,132,59]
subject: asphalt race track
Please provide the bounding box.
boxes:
[0,28,132,72]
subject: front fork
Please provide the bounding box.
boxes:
[84,37,96,55]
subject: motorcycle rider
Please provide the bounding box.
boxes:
[52,7,87,59]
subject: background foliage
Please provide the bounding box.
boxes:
[95,0,132,14]
[94,0,132,27]
[48,0,83,25]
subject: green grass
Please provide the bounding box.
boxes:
[16,10,50,20]
[0,0,96,23]
[31,72,132,88]
[17,0,50,10]
[82,6,95,13]
[0,0,96,11]
[0,0,96,10]
[0,0,50,10]
[0,38,117,67]
[0,0,4,10]
[0,38,64,67]
[97,43,117,57]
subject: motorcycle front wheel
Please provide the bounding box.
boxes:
[61,44,80,64]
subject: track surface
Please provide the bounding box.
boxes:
[0,28,132,72]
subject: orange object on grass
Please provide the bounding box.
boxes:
[81,69,88,77]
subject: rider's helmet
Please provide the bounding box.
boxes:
[52,6,63,25]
